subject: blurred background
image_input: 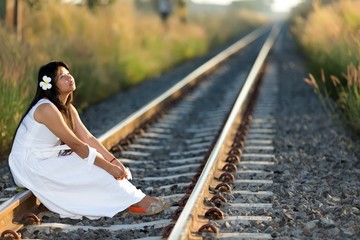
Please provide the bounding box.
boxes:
[0,0,359,156]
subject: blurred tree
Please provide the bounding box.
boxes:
[3,0,22,40]
[134,0,154,12]
[26,0,41,8]
[86,0,117,9]
[314,0,340,4]
[0,1,5,20]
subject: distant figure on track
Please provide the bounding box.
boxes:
[8,61,168,219]
[157,0,172,30]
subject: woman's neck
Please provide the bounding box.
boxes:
[58,94,69,105]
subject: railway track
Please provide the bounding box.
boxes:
[0,23,281,239]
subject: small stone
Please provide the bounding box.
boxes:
[320,218,335,228]
[341,228,354,237]
[269,221,280,228]
[284,212,293,220]
[347,225,360,234]
[264,226,274,233]
[224,221,231,228]
[304,220,319,232]
[351,207,360,215]
[326,227,340,236]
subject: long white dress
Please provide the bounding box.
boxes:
[8,99,145,219]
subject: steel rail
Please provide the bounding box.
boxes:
[168,23,282,240]
[0,26,269,238]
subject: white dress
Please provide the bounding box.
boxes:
[9,99,145,219]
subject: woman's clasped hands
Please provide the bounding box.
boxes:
[108,158,132,180]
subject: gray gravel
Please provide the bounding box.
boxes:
[270,27,360,239]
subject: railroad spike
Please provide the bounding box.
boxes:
[210,195,227,208]
[1,230,21,240]
[225,154,240,164]
[228,147,242,156]
[21,213,41,225]
[204,208,224,220]
[214,183,232,193]
[218,172,235,183]
[222,163,237,173]
[198,223,219,234]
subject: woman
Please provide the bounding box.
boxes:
[9,61,167,219]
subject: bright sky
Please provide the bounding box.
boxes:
[191,0,234,5]
[191,0,304,12]
[271,0,303,12]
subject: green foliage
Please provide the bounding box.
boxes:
[0,1,5,20]
[340,65,360,134]
[293,0,360,136]
[0,77,31,154]
[0,25,34,154]
[86,0,117,9]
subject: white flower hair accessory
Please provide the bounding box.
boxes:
[39,75,52,90]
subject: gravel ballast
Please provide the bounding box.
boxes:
[270,28,359,239]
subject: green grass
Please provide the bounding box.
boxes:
[292,0,360,136]
[0,77,31,154]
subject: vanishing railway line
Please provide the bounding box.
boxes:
[0,24,281,239]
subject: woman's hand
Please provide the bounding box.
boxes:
[108,158,128,180]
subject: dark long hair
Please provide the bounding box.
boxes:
[13,61,75,154]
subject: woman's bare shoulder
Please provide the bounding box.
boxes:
[34,103,60,123]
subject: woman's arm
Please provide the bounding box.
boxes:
[34,103,127,179]
[70,105,116,162]
[70,105,128,177]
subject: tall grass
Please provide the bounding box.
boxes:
[0,26,34,155]
[0,0,266,155]
[292,1,360,74]
[305,65,360,134]
[292,0,360,136]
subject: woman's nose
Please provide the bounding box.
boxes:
[65,74,73,80]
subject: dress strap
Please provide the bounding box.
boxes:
[34,98,52,108]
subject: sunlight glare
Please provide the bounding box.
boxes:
[271,0,303,12]
[191,0,234,5]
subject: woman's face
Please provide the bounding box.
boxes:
[55,66,76,94]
